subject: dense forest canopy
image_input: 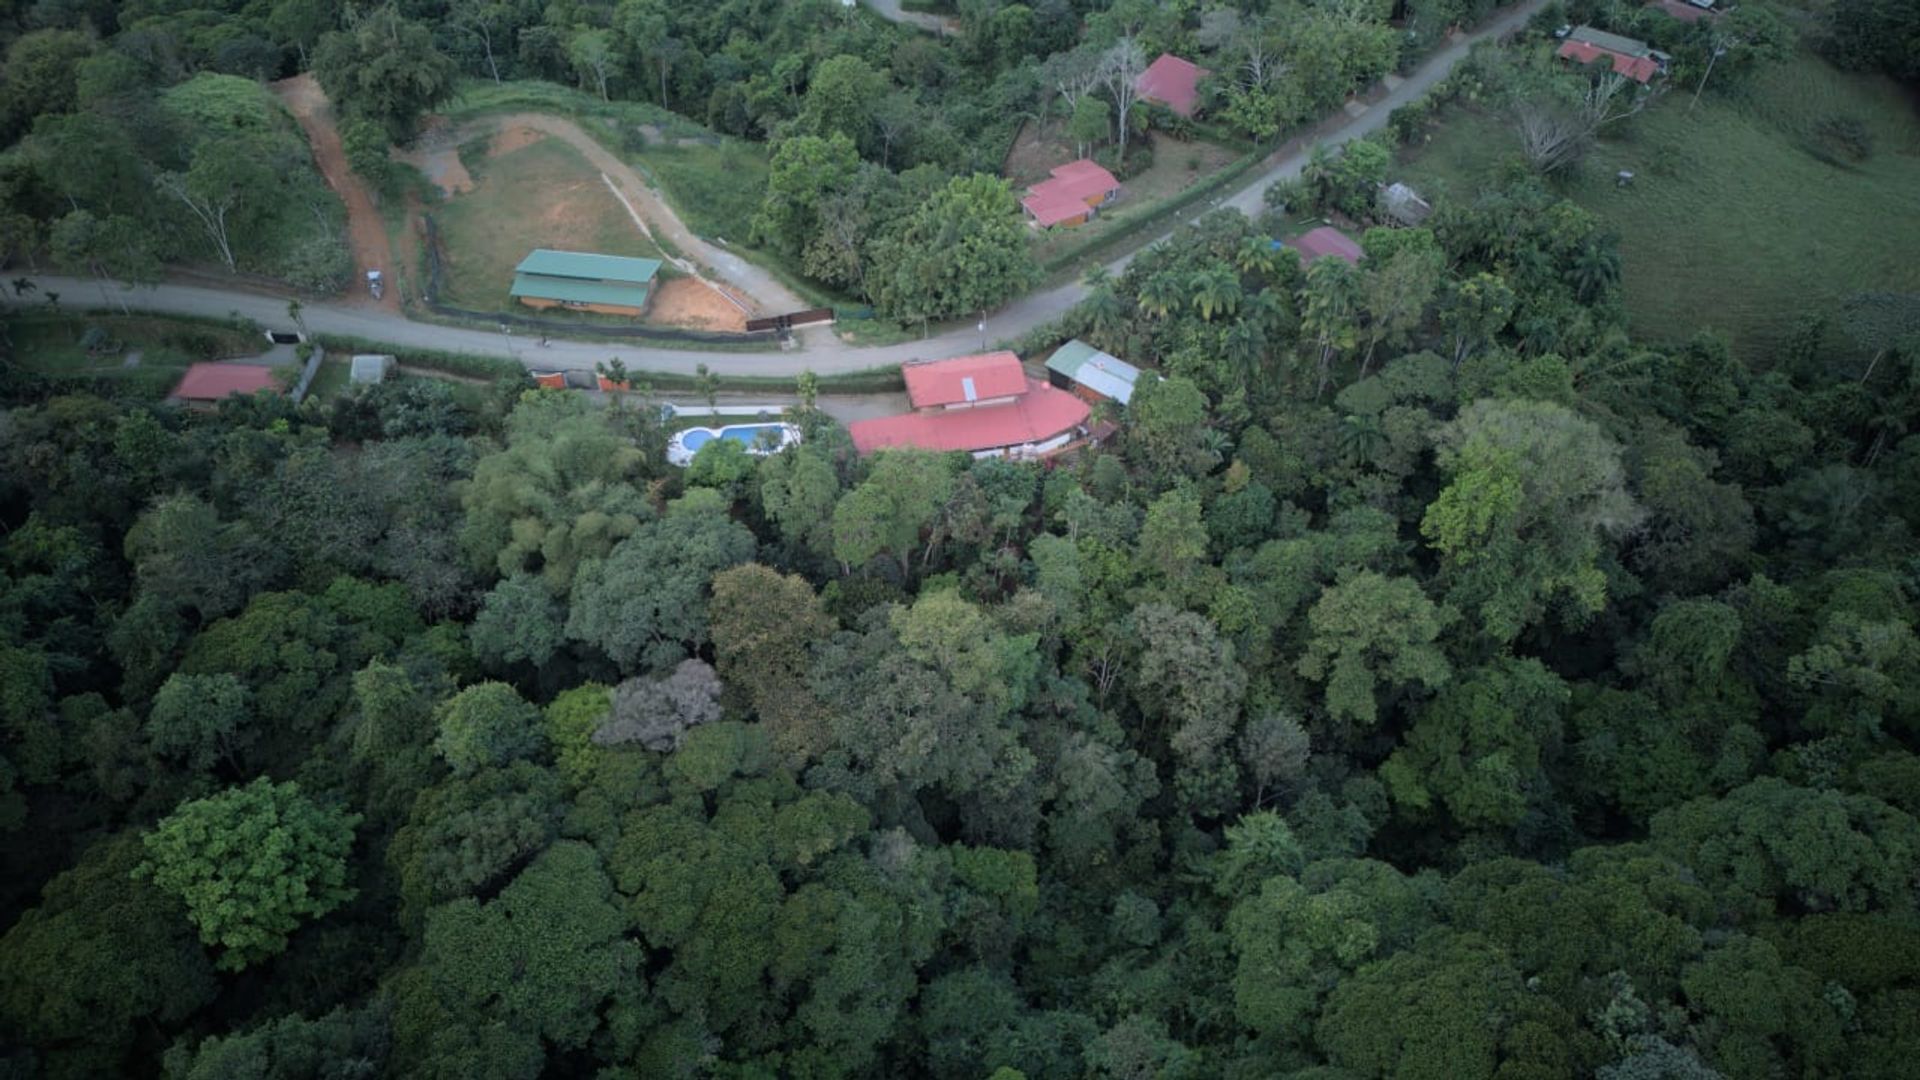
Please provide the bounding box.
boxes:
[3,1,1920,1079]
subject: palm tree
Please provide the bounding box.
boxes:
[1222,319,1266,385]
[1189,266,1243,322]
[1137,271,1184,320]
[1570,241,1621,303]
[1083,282,1128,345]
[1336,413,1387,468]
[1234,235,1278,280]
[1299,259,1359,398]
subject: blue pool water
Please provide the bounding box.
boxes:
[679,424,787,451]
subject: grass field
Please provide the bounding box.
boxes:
[1397,51,1920,362]
[8,314,267,399]
[433,136,668,311]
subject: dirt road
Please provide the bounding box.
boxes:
[272,75,398,313]
[861,0,959,35]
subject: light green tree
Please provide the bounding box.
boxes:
[1296,571,1452,727]
[135,778,359,970]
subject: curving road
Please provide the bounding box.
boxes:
[17,3,1542,380]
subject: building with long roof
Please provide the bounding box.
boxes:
[510,249,663,316]
[850,352,1090,459]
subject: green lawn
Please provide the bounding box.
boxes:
[303,357,353,403]
[433,136,668,312]
[1397,51,1920,362]
[8,314,266,400]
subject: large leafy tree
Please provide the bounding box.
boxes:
[312,6,458,141]
[565,493,756,674]
[135,778,360,970]
[1295,571,1451,728]
[869,173,1039,323]
[1421,398,1641,642]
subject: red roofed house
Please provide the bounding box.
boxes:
[902,351,1030,410]
[850,353,1091,460]
[170,362,280,404]
[1287,226,1364,267]
[1136,54,1209,118]
[1556,26,1663,84]
[1021,159,1121,229]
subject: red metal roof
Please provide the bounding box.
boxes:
[1289,226,1364,266]
[901,351,1028,409]
[1136,54,1209,118]
[1045,159,1120,202]
[171,362,280,401]
[533,371,568,388]
[1023,188,1092,227]
[1556,40,1659,83]
[848,379,1090,455]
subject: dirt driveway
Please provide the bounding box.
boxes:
[272,74,398,312]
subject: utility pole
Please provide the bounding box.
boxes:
[1689,43,1728,113]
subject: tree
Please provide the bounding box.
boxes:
[759,445,842,557]
[0,833,217,1068]
[752,133,861,258]
[1359,245,1443,374]
[803,54,887,149]
[164,1000,392,1080]
[869,174,1039,323]
[1068,96,1109,159]
[1421,398,1641,642]
[1,30,94,139]
[1651,778,1920,919]
[1317,931,1593,1080]
[146,672,252,773]
[595,659,724,750]
[1096,38,1147,161]
[1302,140,1389,219]
[831,449,955,576]
[469,574,566,669]
[433,682,547,775]
[267,0,337,68]
[393,842,638,1073]
[709,564,834,759]
[567,28,616,101]
[155,138,275,272]
[1380,658,1568,830]
[135,778,359,970]
[312,7,459,142]
[565,495,756,673]
[1296,572,1452,728]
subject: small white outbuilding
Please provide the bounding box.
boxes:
[350,354,396,385]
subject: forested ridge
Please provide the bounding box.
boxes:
[5,1,1920,1079]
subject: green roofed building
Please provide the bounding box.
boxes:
[510,249,663,316]
[1045,338,1146,405]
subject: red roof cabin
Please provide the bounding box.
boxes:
[170,362,280,404]
[1136,54,1209,118]
[1556,27,1662,84]
[851,353,1091,460]
[903,351,1029,410]
[1287,226,1365,267]
[1021,159,1121,229]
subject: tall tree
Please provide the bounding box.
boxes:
[312,6,458,141]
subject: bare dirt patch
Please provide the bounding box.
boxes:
[489,125,546,158]
[269,74,398,310]
[648,277,748,332]
[392,117,474,197]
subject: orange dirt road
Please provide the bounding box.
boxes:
[272,74,399,313]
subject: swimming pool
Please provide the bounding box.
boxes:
[666,421,801,466]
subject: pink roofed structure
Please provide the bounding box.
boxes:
[1021,159,1121,229]
[849,378,1090,458]
[1288,227,1364,267]
[171,363,280,402]
[1556,33,1661,84]
[902,351,1029,409]
[1136,54,1209,118]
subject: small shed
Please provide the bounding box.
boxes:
[1045,339,1144,406]
[1380,182,1433,227]
[350,354,395,384]
[1287,226,1365,267]
[511,249,663,316]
